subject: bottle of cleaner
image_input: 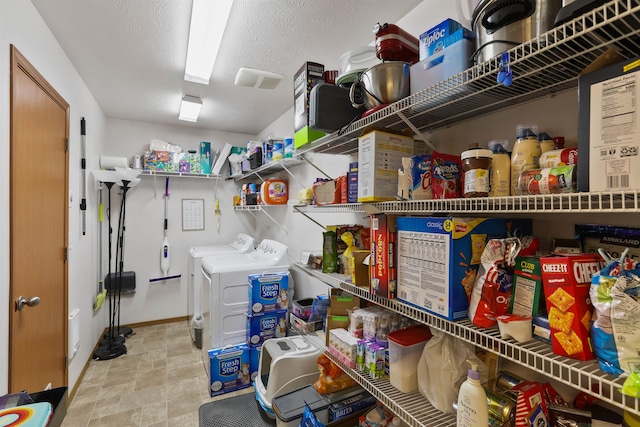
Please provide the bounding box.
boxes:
[510,127,540,195]
[457,361,488,427]
[487,140,510,197]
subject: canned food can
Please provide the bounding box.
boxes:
[496,371,525,391]
[539,148,578,168]
[485,388,516,422]
[518,165,576,195]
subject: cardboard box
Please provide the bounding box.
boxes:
[200,141,211,174]
[396,217,531,321]
[294,62,326,148]
[248,272,289,314]
[358,131,414,202]
[397,155,432,200]
[351,249,370,287]
[370,214,397,299]
[249,345,262,383]
[246,309,288,347]
[325,309,351,347]
[348,162,358,203]
[418,18,465,61]
[540,253,605,360]
[577,56,640,192]
[511,256,546,317]
[329,287,361,314]
[208,344,252,396]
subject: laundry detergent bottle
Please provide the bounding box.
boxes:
[457,361,488,427]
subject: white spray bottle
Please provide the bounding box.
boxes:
[457,361,488,427]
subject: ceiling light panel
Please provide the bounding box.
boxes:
[179,95,203,122]
[184,0,234,85]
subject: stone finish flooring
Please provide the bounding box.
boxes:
[61,320,253,426]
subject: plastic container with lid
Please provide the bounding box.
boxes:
[461,147,493,198]
[488,140,510,197]
[510,127,541,195]
[388,325,432,393]
[272,384,329,427]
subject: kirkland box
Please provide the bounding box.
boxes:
[358,131,414,202]
[577,56,640,192]
[247,309,288,346]
[294,62,326,148]
[208,343,251,396]
[248,272,290,314]
[411,27,474,95]
[396,217,531,320]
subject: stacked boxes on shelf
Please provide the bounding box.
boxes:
[246,272,289,347]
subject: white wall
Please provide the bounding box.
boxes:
[0,0,107,394]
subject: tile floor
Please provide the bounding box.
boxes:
[61,320,254,427]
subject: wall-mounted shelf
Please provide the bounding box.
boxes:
[233,205,287,233]
[229,158,306,182]
[292,190,640,215]
[140,170,221,179]
[293,0,640,157]
[292,262,640,420]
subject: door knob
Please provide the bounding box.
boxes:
[15,295,40,312]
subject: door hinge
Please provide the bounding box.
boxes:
[65,138,69,152]
[64,247,68,261]
[64,355,68,371]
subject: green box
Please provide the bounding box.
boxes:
[511,256,546,316]
[294,126,325,149]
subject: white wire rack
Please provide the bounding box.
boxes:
[294,0,640,157]
[140,170,221,179]
[292,190,640,214]
[324,352,457,427]
[292,262,640,421]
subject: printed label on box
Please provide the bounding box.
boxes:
[209,344,251,396]
[246,310,288,346]
[248,272,289,314]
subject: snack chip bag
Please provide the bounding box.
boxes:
[431,151,462,199]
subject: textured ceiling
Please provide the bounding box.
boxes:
[31,0,423,135]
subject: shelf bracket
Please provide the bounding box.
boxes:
[244,207,288,234]
[293,205,326,230]
[300,155,333,180]
[395,110,435,151]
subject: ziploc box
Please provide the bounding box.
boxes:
[246,309,288,347]
[370,214,397,299]
[208,343,251,396]
[411,27,474,95]
[540,253,605,361]
[200,141,211,174]
[396,217,531,321]
[419,18,465,61]
[358,130,414,202]
[249,345,262,383]
[248,272,289,314]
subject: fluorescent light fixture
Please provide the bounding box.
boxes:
[184,0,234,84]
[179,95,203,122]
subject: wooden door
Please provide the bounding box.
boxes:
[9,45,69,393]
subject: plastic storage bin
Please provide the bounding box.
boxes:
[388,325,432,393]
[273,384,329,427]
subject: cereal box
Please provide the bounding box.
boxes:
[396,217,531,321]
[248,272,289,314]
[370,214,397,299]
[246,310,288,347]
[208,343,251,396]
[540,253,605,361]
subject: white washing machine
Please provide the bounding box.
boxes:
[188,233,255,348]
[201,239,290,370]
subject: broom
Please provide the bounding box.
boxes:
[93,183,106,311]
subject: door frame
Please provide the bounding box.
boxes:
[9,44,69,390]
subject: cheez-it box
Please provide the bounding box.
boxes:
[540,253,604,361]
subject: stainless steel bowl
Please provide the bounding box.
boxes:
[350,62,410,110]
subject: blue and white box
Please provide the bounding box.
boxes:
[411,27,474,95]
[250,345,262,383]
[200,141,211,174]
[208,343,251,396]
[246,309,288,346]
[419,19,465,60]
[248,272,289,314]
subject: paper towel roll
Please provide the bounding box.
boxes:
[100,156,129,170]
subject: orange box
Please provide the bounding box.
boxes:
[540,253,605,361]
[370,214,397,299]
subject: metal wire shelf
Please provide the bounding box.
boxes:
[291,190,640,214]
[292,263,640,419]
[324,351,457,427]
[140,170,221,179]
[295,0,640,157]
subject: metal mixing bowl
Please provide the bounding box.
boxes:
[359,61,410,109]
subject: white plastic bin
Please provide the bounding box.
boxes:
[388,325,432,393]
